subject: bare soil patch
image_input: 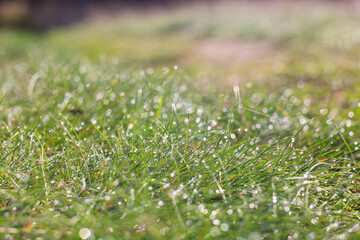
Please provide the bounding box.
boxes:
[194,40,283,67]
[189,39,287,88]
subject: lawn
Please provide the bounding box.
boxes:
[1,2,360,239]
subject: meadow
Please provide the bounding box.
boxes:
[1,2,360,239]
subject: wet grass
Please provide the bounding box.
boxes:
[1,2,360,239]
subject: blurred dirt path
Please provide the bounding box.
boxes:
[194,40,281,67]
[188,39,287,88]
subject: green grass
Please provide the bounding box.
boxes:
[1,2,360,239]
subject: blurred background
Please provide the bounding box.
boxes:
[2,0,360,92]
[1,0,213,29]
[0,0,358,30]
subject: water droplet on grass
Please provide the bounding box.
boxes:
[213,219,220,225]
[79,228,91,239]
[220,223,229,231]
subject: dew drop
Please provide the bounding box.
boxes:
[79,228,91,239]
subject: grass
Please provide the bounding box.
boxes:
[1,2,360,239]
